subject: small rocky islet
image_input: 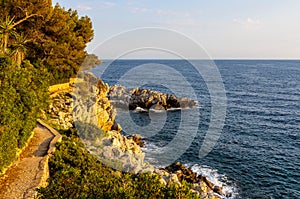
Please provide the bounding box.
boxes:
[47,73,229,199]
[108,84,196,111]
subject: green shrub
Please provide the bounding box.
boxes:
[37,130,197,199]
[0,0,95,172]
[0,56,49,173]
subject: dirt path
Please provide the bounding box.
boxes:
[0,124,55,199]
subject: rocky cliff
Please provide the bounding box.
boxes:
[47,74,227,199]
[48,73,153,174]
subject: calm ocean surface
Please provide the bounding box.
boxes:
[92,60,300,198]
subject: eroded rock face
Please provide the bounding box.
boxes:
[48,74,224,198]
[84,130,153,174]
[108,85,196,110]
[71,73,153,174]
[72,73,119,132]
[48,74,153,174]
[127,134,145,148]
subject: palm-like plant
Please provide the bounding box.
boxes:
[0,13,37,55]
[10,33,30,66]
[0,16,16,54]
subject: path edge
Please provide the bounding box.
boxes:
[35,119,62,188]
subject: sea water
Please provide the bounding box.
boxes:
[92,60,300,198]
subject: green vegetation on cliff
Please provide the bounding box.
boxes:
[37,129,197,199]
[0,0,96,172]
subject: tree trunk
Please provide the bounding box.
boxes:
[1,33,8,54]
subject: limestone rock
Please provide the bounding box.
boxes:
[84,129,153,174]
[127,134,145,147]
[47,92,74,129]
[153,162,225,199]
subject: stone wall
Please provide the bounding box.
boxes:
[48,78,78,94]
[49,82,70,94]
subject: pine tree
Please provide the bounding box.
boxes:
[0,0,94,84]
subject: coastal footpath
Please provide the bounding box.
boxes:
[0,120,61,199]
[43,73,229,199]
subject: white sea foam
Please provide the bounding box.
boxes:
[142,142,160,152]
[134,106,197,113]
[195,101,202,109]
[143,142,239,198]
[189,164,239,198]
[118,104,200,113]
[134,107,148,112]
[142,142,168,168]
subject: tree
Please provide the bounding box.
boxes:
[0,14,37,54]
[36,4,94,84]
[81,54,102,71]
[0,1,94,84]
[0,16,15,54]
[10,33,30,66]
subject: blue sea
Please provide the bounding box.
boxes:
[91,60,300,198]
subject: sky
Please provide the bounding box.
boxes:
[54,0,300,59]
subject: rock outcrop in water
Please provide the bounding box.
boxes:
[108,85,196,110]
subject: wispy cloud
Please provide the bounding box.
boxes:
[76,1,116,11]
[101,1,116,8]
[234,18,261,26]
[129,7,190,18]
[163,18,198,28]
[129,7,150,14]
[76,5,93,11]
[129,7,198,28]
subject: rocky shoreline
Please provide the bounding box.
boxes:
[109,85,196,111]
[47,73,229,199]
[160,162,232,198]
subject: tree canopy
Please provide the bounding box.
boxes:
[0,0,95,84]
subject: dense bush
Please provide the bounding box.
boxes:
[37,130,197,199]
[0,56,49,173]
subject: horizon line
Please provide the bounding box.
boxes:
[99,58,300,61]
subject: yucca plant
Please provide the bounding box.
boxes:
[0,14,36,55]
[9,32,30,66]
[0,16,16,54]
